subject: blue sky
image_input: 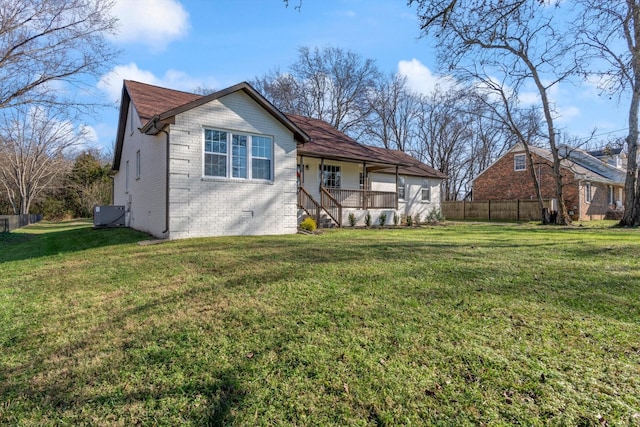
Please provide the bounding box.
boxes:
[86,0,631,153]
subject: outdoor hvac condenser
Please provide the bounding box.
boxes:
[93,205,126,228]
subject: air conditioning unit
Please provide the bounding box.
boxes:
[94,205,126,228]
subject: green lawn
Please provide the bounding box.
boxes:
[1,221,639,426]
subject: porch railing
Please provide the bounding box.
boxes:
[298,186,321,225]
[298,186,397,228]
[328,188,397,209]
[320,187,342,227]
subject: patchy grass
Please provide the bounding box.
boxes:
[1,221,639,426]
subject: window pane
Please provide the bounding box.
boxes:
[252,158,271,180]
[398,176,405,200]
[421,179,431,201]
[205,153,226,177]
[205,129,227,154]
[514,154,525,171]
[252,136,272,158]
[319,165,340,188]
[232,135,247,178]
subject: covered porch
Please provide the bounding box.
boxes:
[297,155,400,227]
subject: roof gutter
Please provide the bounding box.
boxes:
[140,115,161,135]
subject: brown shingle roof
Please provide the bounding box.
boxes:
[125,80,202,124]
[288,114,400,165]
[366,146,447,179]
[112,81,444,181]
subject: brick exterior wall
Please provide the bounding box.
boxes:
[114,91,299,239]
[472,148,614,221]
[167,91,298,239]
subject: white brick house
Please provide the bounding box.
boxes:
[111,80,446,239]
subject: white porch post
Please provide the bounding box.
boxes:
[362,161,367,209]
[395,165,399,210]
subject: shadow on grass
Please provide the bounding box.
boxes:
[2,224,640,424]
[0,222,151,264]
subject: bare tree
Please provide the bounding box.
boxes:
[253,46,380,137]
[414,87,476,200]
[0,0,118,110]
[252,70,306,116]
[469,68,549,220]
[578,0,640,226]
[0,106,86,214]
[364,73,420,151]
[410,0,581,224]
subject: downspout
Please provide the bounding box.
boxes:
[152,120,171,236]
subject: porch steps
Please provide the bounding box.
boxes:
[318,215,336,229]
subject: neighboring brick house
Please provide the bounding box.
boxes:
[472,143,626,221]
[110,80,445,239]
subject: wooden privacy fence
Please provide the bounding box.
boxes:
[0,214,43,232]
[441,200,552,221]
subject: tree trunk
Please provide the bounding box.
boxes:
[620,80,640,226]
[530,69,572,225]
[522,143,546,223]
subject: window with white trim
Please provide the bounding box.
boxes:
[319,164,341,188]
[204,129,273,180]
[422,179,431,202]
[585,182,592,203]
[514,154,526,171]
[398,176,406,200]
[252,136,272,180]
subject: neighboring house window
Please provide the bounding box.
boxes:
[320,164,341,188]
[422,179,431,202]
[514,154,526,171]
[359,172,365,190]
[585,182,592,203]
[398,176,406,200]
[203,129,273,180]
[608,185,614,205]
[136,150,141,179]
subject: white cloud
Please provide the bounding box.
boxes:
[97,63,217,103]
[397,59,456,95]
[110,0,190,50]
[80,124,99,144]
[518,91,539,106]
[98,63,161,102]
[555,105,580,123]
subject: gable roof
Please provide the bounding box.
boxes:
[112,80,309,170]
[559,146,626,184]
[472,143,625,185]
[125,80,202,124]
